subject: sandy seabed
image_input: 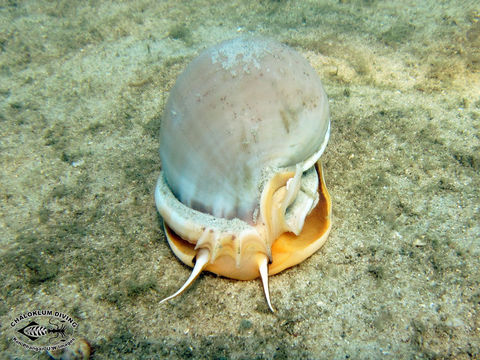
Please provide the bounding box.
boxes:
[0,0,479,359]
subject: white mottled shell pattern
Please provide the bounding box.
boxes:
[160,37,330,223]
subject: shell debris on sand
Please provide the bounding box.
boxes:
[47,338,92,360]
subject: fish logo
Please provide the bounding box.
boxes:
[17,318,67,342]
[10,310,78,353]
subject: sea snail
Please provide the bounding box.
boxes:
[155,37,332,311]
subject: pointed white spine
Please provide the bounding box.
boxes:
[259,256,275,312]
[159,248,210,305]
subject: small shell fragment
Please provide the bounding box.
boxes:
[47,338,91,360]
